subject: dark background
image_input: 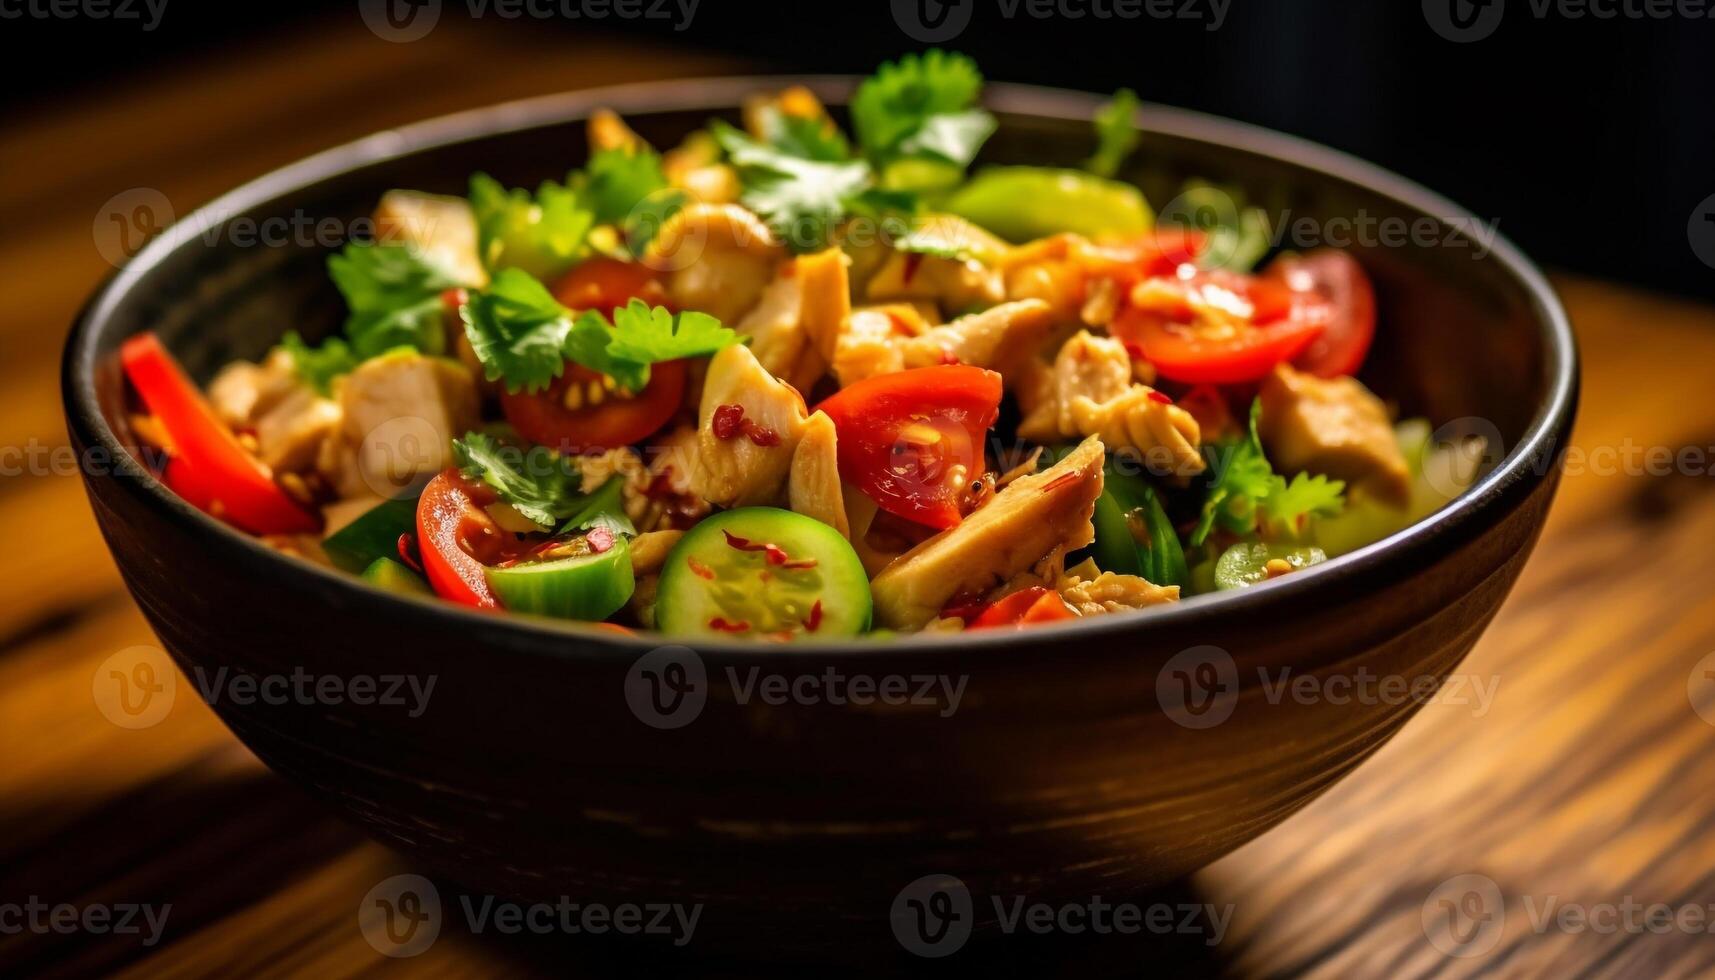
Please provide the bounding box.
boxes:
[6,0,1711,298]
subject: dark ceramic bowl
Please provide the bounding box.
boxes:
[64,78,1576,953]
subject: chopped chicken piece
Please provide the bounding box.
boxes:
[797,247,851,365]
[690,344,809,508]
[843,486,931,578]
[207,349,300,428]
[644,203,783,322]
[869,437,1107,630]
[736,248,841,391]
[629,530,684,577]
[662,131,739,204]
[373,190,486,289]
[254,387,342,474]
[789,411,849,538]
[576,447,655,523]
[865,249,1005,313]
[588,108,645,153]
[1058,570,1180,616]
[1017,331,1205,476]
[338,353,480,497]
[1258,364,1410,503]
[827,299,1054,387]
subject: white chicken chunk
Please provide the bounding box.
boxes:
[337,352,480,498]
[735,247,844,392]
[868,436,1107,630]
[690,344,809,508]
[644,203,783,323]
[788,410,849,538]
[1059,570,1179,616]
[372,190,486,289]
[1018,331,1205,477]
[865,249,1005,313]
[827,299,1055,388]
[1259,364,1411,504]
[253,387,342,475]
[207,349,300,429]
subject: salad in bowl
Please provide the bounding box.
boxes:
[118,52,1477,642]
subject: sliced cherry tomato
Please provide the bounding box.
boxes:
[501,359,687,454]
[1111,270,1325,385]
[1268,249,1377,378]
[552,257,669,315]
[969,587,1078,629]
[120,333,318,535]
[416,469,505,609]
[816,365,1003,530]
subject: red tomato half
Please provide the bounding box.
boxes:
[501,360,687,454]
[416,469,504,609]
[816,366,1003,530]
[1111,270,1325,385]
[552,257,669,315]
[969,587,1078,629]
[1268,249,1377,378]
[120,333,318,535]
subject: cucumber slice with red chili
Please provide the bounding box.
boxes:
[655,508,871,641]
[484,532,635,621]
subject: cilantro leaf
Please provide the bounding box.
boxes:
[463,271,737,395]
[894,107,997,169]
[278,330,359,395]
[1085,88,1141,178]
[582,147,669,226]
[850,50,988,164]
[559,475,637,538]
[327,242,463,357]
[1263,472,1347,533]
[713,120,875,250]
[605,298,736,365]
[452,432,585,529]
[755,105,853,162]
[460,268,577,394]
[563,309,649,393]
[1191,399,1346,546]
[469,172,595,281]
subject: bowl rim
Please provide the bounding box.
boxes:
[63,74,1578,659]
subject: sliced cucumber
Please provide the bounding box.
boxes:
[324,497,419,574]
[1213,542,1327,590]
[362,557,431,595]
[485,535,634,621]
[656,508,871,641]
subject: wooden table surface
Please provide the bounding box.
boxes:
[5,18,1715,978]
